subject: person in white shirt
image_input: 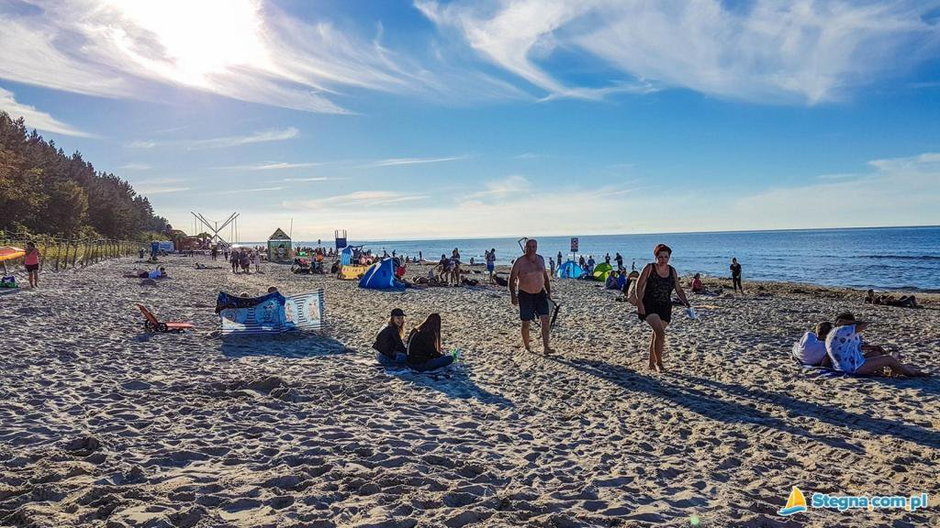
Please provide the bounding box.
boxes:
[825,312,928,377]
[792,321,832,366]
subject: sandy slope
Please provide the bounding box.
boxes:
[0,256,938,528]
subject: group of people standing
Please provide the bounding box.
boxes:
[229,247,261,274]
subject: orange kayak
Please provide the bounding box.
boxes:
[0,246,26,262]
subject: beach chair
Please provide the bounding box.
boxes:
[136,304,195,333]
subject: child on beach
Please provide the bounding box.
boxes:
[792,321,832,366]
[24,241,41,288]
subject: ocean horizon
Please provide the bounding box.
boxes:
[242,225,940,292]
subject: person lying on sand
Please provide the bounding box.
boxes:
[374,308,408,367]
[792,321,833,367]
[825,312,928,377]
[865,289,919,308]
[406,313,454,372]
[126,267,166,279]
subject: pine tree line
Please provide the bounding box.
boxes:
[0,111,167,240]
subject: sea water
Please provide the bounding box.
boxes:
[294,226,940,291]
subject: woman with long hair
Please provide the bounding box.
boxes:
[635,244,690,372]
[373,308,408,366]
[407,313,454,372]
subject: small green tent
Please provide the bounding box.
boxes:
[591,262,613,281]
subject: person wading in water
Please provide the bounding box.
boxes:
[509,238,554,354]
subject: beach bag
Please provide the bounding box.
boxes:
[626,264,648,306]
[626,279,639,306]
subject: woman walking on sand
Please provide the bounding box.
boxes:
[635,244,690,372]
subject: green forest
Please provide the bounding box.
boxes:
[0,111,167,240]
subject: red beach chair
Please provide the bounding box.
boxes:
[136,304,195,333]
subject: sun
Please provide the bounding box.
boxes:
[103,0,270,88]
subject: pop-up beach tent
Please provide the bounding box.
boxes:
[555,260,584,279]
[591,262,613,282]
[359,258,406,290]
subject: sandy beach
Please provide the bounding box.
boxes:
[1,256,938,528]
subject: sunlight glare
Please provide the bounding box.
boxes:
[104,0,270,87]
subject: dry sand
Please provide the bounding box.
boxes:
[1,256,938,527]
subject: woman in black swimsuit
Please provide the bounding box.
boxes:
[636,244,690,372]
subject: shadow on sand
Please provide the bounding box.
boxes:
[550,357,940,451]
[378,362,514,408]
[219,331,354,358]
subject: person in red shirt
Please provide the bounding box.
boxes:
[24,241,41,288]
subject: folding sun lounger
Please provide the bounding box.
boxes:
[137,304,195,333]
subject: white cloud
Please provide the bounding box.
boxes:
[0,87,96,137]
[214,186,285,195]
[163,153,940,240]
[418,0,940,104]
[0,0,526,113]
[281,177,336,182]
[215,161,330,171]
[361,155,469,168]
[128,127,298,150]
[284,190,429,209]
[119,163,151,170]
[464,175,531,200]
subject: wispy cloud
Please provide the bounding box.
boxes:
[0,87,96,137]
[119,163,151,170]
[417,0,940,104]
[0,0,525,113]
[215,161,329,171]
[285,190,429,209]
[464,175,531,200]
[361,155,469,168]
[133,177,190,195]
[128,127,298,150]
[214,186,286,195]
[281,177,337,182]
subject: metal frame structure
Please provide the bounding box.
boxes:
[191,212,239,247]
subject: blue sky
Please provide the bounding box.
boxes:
[1,0,939,241]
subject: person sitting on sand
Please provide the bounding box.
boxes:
[690,273,705,294]
[605,271,619,290]
[825,312,928,377]
[406,313,454,372]
[792,321,833,367]
[374,308,408,367]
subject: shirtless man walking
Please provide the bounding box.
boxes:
[510,238,554,354]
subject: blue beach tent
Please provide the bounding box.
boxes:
[555,260,584,279]
[340,247,353,266]
[359,258,406,290]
